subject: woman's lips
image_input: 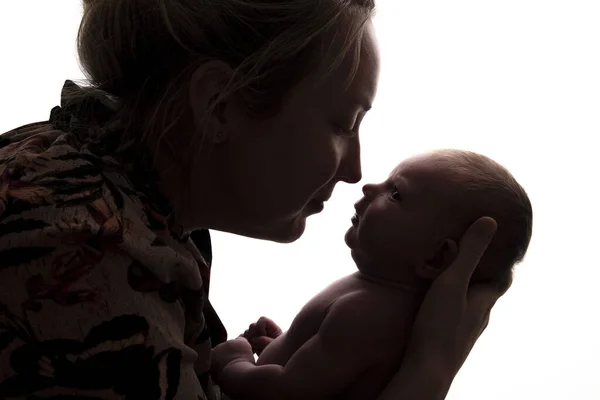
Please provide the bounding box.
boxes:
[307,199,325,213]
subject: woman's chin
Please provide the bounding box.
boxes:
[247,214,308,243]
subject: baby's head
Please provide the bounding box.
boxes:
[345,149,532,293]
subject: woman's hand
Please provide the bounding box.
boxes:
[378,217,505,400]
[240,316,283,356]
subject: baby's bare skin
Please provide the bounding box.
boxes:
[214,154,526,399]
[257,272,424,399]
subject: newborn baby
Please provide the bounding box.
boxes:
[212,149,533,400]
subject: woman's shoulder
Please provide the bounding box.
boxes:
[0,120,205,291]
[0,121,123,261]
[0,127,221,400]
[0,121,116,217]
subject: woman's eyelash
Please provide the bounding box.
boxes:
[333,125,356,137]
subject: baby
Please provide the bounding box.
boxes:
[212,149,533,400]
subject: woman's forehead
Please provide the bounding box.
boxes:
[304,22,379,109]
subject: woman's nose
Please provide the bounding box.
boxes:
[337,138,362,184]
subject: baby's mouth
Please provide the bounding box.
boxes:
[351,213,360,227]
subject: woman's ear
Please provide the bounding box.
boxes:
[416,238,458,279]
[189,61,233,142]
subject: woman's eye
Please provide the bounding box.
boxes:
[333,125,356,137]
[390,189,402,202]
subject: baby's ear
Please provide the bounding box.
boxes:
[417,239,458,279]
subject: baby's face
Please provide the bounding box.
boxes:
[345,155,461,278]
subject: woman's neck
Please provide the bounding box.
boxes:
[152,141,233,235]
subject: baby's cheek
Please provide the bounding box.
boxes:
[358,219,395,255]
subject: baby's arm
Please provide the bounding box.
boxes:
[215,292,391,400]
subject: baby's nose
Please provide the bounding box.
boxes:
[362,183,377,198]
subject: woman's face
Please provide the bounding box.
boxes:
[196,21,380,242]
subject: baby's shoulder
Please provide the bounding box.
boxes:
[327,289,411,337]
[313,289,410,364]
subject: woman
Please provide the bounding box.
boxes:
[0,0,503,399]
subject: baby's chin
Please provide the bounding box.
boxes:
[346,237,375,272]
[344,225,358,248]
[345,227,377,268]
[346,235,423,288]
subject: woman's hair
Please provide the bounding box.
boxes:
[76,0,375,158]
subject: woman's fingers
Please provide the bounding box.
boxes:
[437,217,498,290]
[465,284,501,337]
[406,217,500,363]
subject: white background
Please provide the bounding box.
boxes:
[1,1,599,399]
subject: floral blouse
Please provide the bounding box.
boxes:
[0,81,227,399]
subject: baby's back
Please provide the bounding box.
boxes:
[258,272,424,399]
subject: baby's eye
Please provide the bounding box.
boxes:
[390,189,402,202]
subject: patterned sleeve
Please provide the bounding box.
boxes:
[0,190,211,398]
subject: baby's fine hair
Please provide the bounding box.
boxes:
[428,149,533,292]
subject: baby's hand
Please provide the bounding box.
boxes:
[240,316,283,356]
[211,337,255,377]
